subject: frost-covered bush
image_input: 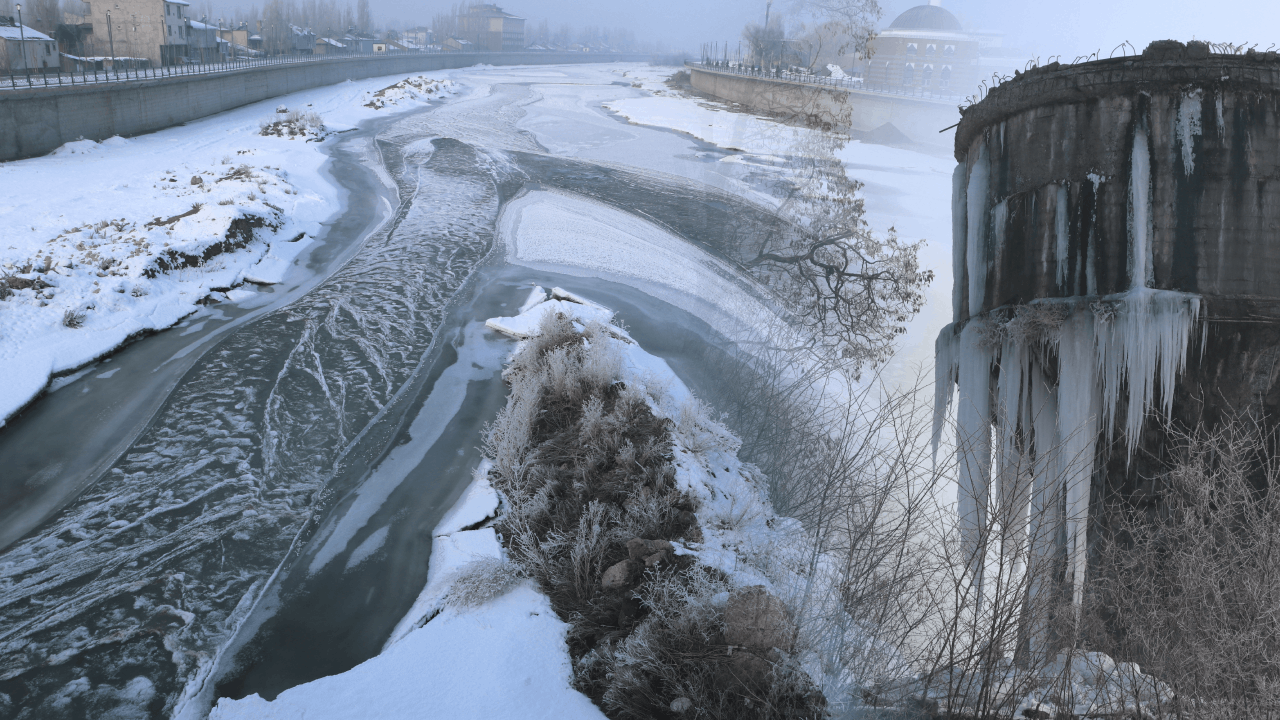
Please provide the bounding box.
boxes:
[485,310,826,719]
[442,557,521,608]
[1085,417,1280,719]
[259,111,326,139]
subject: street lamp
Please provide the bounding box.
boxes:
[106,8,117,77]
[14,3,28,82]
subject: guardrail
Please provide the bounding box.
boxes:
[1,49,636,92]
[687,60,965,102]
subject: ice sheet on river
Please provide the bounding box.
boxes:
[0,118,500,719]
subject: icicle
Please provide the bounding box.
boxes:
[1056,310,1100,610]
[966,143,991,317]
[1025,353,1062,660]
[956,321,995,584]
[1129,123,1153,290]
[933,324,959,461]
[1177,89,1203,177]
[995,335,1031,578]
[952,163,969,323]
[1086,174,1103,297]
[1094,289,1202,458]
[1054,184,1070,291]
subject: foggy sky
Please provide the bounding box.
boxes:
[357,0,1280,59]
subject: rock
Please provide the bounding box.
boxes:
[1142,39,1186,59]
[670,697,693,714]
[713,649,774,691]
[724,586,795,654]
[626,537,673,560]
[678,510,703,542]
[601,558,641,590]
[190,175,203,185]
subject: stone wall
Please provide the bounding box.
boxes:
[0,52,647,161]
[688,64,958,149]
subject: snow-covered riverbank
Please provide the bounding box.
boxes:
[209,286,865,719]
[0,74,454,427]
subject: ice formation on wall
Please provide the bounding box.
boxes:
[1129,123,1153,290]
[938,123,1202,625]
[1177,89,1203,177]
[965,144,991,318]
[952,164,969,323]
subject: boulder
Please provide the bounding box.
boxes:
[724,586,796,654]
[626,537,673,560]
[626,538,674,568]
[190,175,203,186]
[601,558,641,590]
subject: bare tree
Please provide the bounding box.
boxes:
[790,0,881,58]
[355,0,370,34]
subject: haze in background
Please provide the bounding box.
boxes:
[352,0,1280,61]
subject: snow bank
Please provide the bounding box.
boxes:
[209,584,607,720]
[362,76,456,110]
[0,68,458,427]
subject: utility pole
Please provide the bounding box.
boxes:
[763,0,773,68]
[106,9,117,77]
[15,4,29,82]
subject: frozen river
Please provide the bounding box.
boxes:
[0,64,953,719]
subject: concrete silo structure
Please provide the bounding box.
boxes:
[933,40,1280,630]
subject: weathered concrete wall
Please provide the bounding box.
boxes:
[689,64,959,149]
[954,47,1280,317]
[947,42,1280,589]
[0,53,648,161]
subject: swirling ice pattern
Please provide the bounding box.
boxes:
[0,128,501,717]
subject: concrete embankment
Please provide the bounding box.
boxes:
[0,52,646,161]
[687,63,958,150]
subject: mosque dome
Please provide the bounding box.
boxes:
[887,4,964,32]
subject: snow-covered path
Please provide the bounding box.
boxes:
[0,63,956,719]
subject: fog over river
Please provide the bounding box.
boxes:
[0,64,952,719]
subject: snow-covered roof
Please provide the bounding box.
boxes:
[319,37,344,47]
[0,24,54,42]
[165,0,190,6]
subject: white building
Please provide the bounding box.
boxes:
[0,18,58,72]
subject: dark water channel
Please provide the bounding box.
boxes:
[0,85,778,720]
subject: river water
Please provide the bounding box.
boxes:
[0,65,797,720]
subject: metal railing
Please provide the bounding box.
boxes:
[0,47,603,92]
[687,60,965,102]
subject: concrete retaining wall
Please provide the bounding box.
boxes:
[688,64,959,149]
[0,52,648,162]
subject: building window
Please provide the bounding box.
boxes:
[944,44,955,56]
[926,44,936,55]
[906,43,917,55]
[941,66,952,87]
[922,64,932,86]
[903,64,914,85]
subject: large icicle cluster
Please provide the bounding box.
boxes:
[934,290,1200,614]
[938,115,1203,626]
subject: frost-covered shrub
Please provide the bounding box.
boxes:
[62,309,86,328]
[259,111,326,139]
[442,557,521,608]
[486,313,826,718]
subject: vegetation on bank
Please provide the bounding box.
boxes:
[483,311,828,719]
